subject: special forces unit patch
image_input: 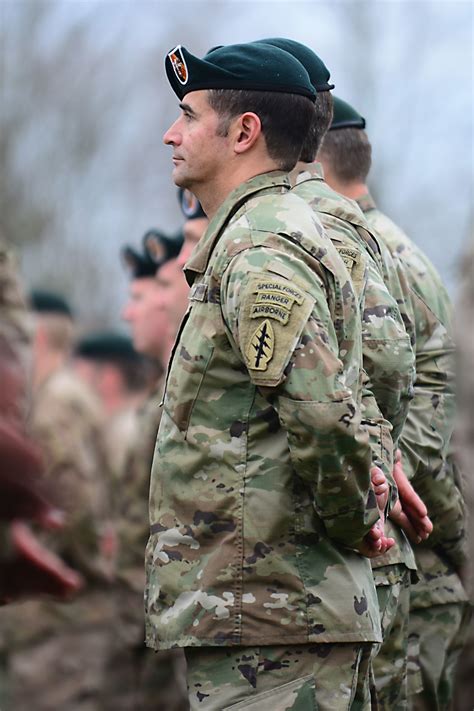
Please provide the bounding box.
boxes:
[168,45,188,85]
[240,274,315,386]
[246,319,274,370]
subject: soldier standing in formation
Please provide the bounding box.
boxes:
[4,290,116,710]
[145,41,400,710]
[319,96,469,710]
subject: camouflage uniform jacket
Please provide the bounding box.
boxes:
[145,171,382,651]
[290,164,416,574]
[0,244,32,417]
[118,380,163,594]
[291,164,415,445]
[358,191,466,607]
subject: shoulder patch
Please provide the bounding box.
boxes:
[240,275,315,386]
[246,319,274,371]
[335,245,367,300]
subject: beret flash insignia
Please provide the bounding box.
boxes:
[168,45,188,85]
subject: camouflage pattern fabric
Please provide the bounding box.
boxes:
[0,243,32,416]
[117,382,163,594]
[408,602,470,710]
[4,368,116,710]
[185,642,373,710]
[357,191,468,706]
[290,165,416,569]
[145,171,381,653]
[372,565,411,709]
[105,381,188,710]
[454,239,474,711]
[291,164,416,445]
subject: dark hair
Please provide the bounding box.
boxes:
[318,127,372,183]
[207,89,314,171]
[299,91,334,163]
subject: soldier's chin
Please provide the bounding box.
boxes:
[172,168,193,190]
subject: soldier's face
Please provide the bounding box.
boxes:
[163,90,230,191]
[177,217,209,269]
[122,278,171,363]
[155,258,189,340]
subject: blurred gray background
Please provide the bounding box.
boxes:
[1,0,472,328]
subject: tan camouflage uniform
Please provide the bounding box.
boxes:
[145,172,382,710]
[5,368,116,711]
[0,244,32,414]
[358,191,468,711]
[103,380,188,711]
[0,244,32,709]
[291,163,417,709]
[454,238,474,711]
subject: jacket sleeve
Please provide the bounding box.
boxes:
[220,248,378,547]
[400,286,465,567]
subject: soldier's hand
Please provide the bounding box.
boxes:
[355,466,395,558]
[389,450,433,543]
[0,521,83,602]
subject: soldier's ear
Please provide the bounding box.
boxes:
[233,112,261,155]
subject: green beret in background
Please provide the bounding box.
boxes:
[165,42,316,101]
[75,331,141,362]
[178,188,206,220]
[29,289,73,317]
[121,229,184,279]
[121,243,158,279]
[330,96,366,130]
[142,229,183,266]
[254,38,334,92]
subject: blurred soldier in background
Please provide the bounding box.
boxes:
[454,239,474,711]
[261,39,425,709]
[319,97,468,710]
[101,235,188,710]
[4,289,116,711]
[0,246,82,707]
[73,331,155,479]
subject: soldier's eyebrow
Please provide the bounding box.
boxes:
[179,102,197,117]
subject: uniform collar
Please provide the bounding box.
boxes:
[355,190,377,214]
[184,170,289,285]
[288,160,325,186]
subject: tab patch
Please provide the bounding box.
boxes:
[250,303,290,324]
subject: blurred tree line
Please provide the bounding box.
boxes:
[1,0,472,328]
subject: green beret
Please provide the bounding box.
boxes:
[142,229,183,265]
[75,331,140,362]
[330,96,366,130]
[29,290,73,317]
[121,243,157,279]
[166,42,316,101]
[178,188,206,220]
[121,229,184,279]
[254,38,334,92]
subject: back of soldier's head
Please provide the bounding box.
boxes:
[318,96,372,185]
[251,38,334,164]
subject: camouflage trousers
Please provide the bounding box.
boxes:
[408,601,470,711]
[372,565,411,710]
[6,627,112,711]
[100,587,188,710]
[101,645,188,711]
[453,601,474,711]
[184,642,374,711]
